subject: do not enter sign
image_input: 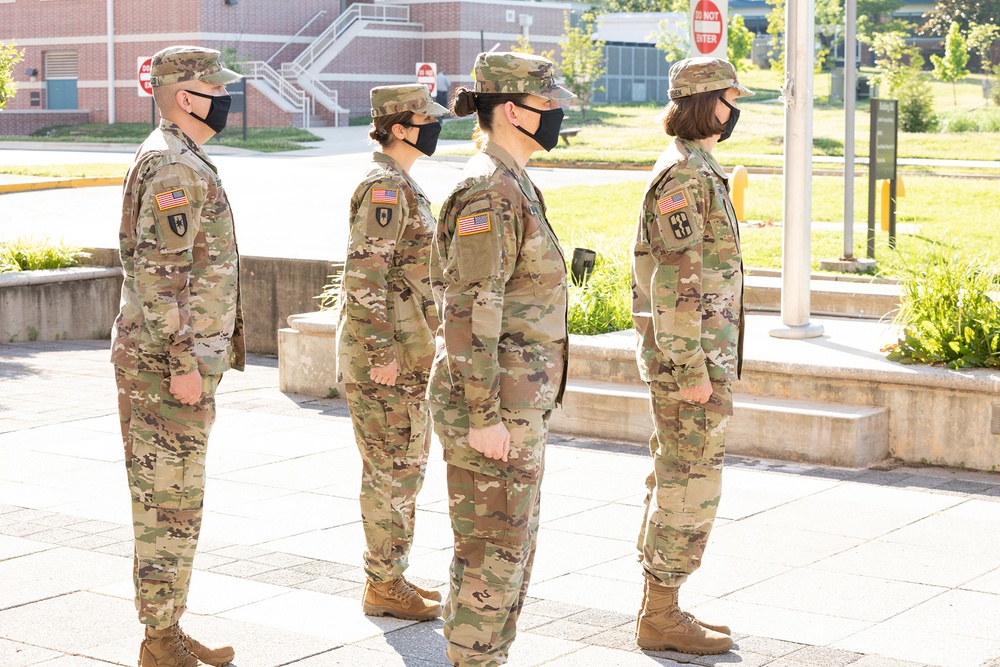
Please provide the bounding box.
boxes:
[137,56,153,97]
[691,0,728,58]
[415,62,437,94]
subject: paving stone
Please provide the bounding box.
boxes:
[583,624,638,651]
[566,607,634,628]
[291,559,355,578]
[207,559,279,578]
[779,644,864,665]
[733,635,807,657]
[247,551,316,568]
[531,618,607,641]
[294,576,359,596]
[521,598,588,619]
[248,567,318,587]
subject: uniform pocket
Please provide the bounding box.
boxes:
[128,405,206,511]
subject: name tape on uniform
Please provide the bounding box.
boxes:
[371,188,399,205]
[155,188,188,211]
[457,212,492,236]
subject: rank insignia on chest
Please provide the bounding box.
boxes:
[668,211,693,240]
[371,188,399,204]
[658,190,687,215]
[167,212,188,237]
[457,212,491,236]
[375,206,393,227]
[155,188,188,211]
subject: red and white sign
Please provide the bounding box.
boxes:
[690,0,727,58]
[137,56,153,97]
[415,62,437,94]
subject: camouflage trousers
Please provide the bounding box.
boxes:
[637,380,729,587]
[431,401,550,667]
[115,367,220,628]
[345,381,431,583]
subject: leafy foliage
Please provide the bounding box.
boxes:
[922,0,1000,36]
[0,40,25,109]
[558,12,607,122]
[0,237,88,272]
[565,235,633,335]
[764,0,785,74]
[510,35,555,62]
[886,243,1000,369]
[728,14,754,71]
[595,0,687,12]
[652,17,688,64]
[930,22,971,104]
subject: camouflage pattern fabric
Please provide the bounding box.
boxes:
[336,151,439,385]
[115,367,220,627]
[636,380,728,586]
[427,141,568,430]
[111,119,245,377]
[668,57,754,100]
[150,45,241,88]
[631,137,743,412]
[473,52,574,100]
[431,401,550,667]
[346,382,431,583]
[370,84,448,118]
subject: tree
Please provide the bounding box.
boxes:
[856,0,911,40]
[651,17,688,64]
[930,22,971,104]
[727,13,754,71]
[0,41,25,110]
[595,0,686,12]
[864,30,937,131]
[967,22,1000,70]
[511,35,555,62]
[923,0,1000,36]
[559,12,606,121]
[765,0,785,74]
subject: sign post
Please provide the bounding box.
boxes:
[415,62,437,94]
[228,78,247,141]
[867,98,898,257]
[690,0,728,58]
[138,56,155,127]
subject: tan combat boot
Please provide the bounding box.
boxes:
[140,625,208,667]
[176,626,235,666]
[401,574,443,602]
[363,577,442,621]
[635,579,733,654]
[636,578,730,635]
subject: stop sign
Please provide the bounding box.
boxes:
[415,62,437,94]
[692,0,726,57]
[137,56,153,97]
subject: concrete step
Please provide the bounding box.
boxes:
[745,275,900,319]
[308,116,329,128]
[551,380,890,468]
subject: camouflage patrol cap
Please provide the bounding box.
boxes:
[150,46,241,88]
[668,57,754,99]
[370,84,449,118]
[474,52,575,100]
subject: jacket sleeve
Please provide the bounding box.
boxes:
[440,188,519,429]
[341,178,406,370]
[647,169,712,389]
[133,161,205,376]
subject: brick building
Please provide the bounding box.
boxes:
[0,0,583,134]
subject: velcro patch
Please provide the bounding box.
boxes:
[666,210,693,240]
[657,190,687,215]
[155,188,188,211]
[374,206,393,227]
[167,212,188,237]
[457,212,491,236]
[370,188,398,204]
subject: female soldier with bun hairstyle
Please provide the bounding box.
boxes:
[427,52,574,667]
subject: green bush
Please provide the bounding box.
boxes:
[936,107,1000,132]
[0,236,88,272]
[886,243,1000,369]
[565,234,633,335]
[897,75,938,133]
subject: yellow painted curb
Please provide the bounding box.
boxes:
[0,176,121,194]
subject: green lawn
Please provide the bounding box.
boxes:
[0,164,127,178]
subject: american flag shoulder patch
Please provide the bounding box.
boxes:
[155,188,188,211]
[457,212,491,236]
[657,190,687,215]
[371,188,399,204]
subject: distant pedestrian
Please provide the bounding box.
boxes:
[631,57,752,656]
[436,67,451,107]
[335,84,448,622]
[429,51,574,667]
[112,45,243,667]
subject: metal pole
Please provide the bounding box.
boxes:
[107,0,115,124]
[770,0,824,339]
[842,0,856,259]
[867,98,877,259]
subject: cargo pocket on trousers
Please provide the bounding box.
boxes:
[453,566,508,650]
[128,407,207,511]
[645,509,696,572]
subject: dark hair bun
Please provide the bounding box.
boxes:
[451,88,478,118]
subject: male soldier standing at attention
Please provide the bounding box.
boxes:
[112,46,243,667]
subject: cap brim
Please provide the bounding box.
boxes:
[734,82,755,97]
[418,99,450,116]
[202,67,242,85]
[537,84,576,101]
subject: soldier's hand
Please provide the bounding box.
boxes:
[679,380,713,404]
[469,422,511,462]
[370,361,399,386]
[169,370,203,405]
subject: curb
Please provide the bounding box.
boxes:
[0,176,121,194]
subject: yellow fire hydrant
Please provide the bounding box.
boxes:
[880,176,905,231]
[730,165,749,222]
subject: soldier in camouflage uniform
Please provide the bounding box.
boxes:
[631,57,753,655]
[335,84,448,621]
[428,52,574,667]
[111,46,243,667]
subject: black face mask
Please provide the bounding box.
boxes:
[718,97,740,143]
[185,89,232,134]
[511,102,564,152]
[400,120,442,156]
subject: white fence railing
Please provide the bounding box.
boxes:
[280,61,342,126]
[293,3,409,71]
[242,61,311,129]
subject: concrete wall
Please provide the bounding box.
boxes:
[0,110,92,137]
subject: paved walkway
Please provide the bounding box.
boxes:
[2,340,1000,667]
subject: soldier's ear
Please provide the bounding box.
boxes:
[175,89,194,113]
[391,123,408,141]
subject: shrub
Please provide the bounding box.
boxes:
[897,74,938,133]
[936,107,1000,132]
[886,242,1000,369]
[0,236,87,272]
[565,234,633,335]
